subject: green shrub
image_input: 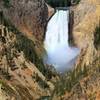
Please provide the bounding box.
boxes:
[45,0,81,7]
[52,65,88,97]
[73,0,80,4]
[35,74,49,89]
[14,34,47,75]
[38,96,50,100]
[3,0,11,8]
[0,79,15,96]
[45,0,70,7]
[0,12,47,76]
[94,23,100,50]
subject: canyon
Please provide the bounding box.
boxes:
[0,0,100,100]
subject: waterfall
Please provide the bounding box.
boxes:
[44,10,80,72]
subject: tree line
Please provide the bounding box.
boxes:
[45,0,80,7]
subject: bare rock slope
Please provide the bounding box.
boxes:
[0,23,54,100]
[0,0,55,100]
[0,0,48,50]
[72,0,100,67]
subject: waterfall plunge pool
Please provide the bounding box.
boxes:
[44,9,80,73]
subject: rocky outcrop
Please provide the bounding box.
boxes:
[72,0,100,67]
[0,1,56,99]
[46,4,55,19]
[0,24,54,100]
[0,0,48,44]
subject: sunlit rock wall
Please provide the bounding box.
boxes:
[0,0,48,44]
[72,0,100,66]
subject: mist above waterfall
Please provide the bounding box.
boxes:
[44,10,80,72]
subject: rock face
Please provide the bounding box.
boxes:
[0,0,48,43]
[46,4,55,19]
[0,1,54,99]
[0,24,54,100]
[72,0,100,66]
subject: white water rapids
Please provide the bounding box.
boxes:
[44,10,80,72]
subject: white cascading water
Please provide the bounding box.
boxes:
[44,10,80,72]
